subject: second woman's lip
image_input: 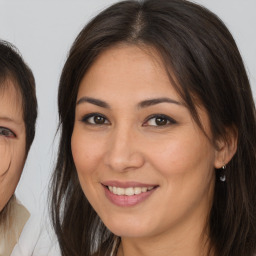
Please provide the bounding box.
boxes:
[101,180,159,207]
[101,180,158,188]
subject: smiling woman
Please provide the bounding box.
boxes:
[0,41,37,255]
[50,0,256,256]
[72,45,221,239]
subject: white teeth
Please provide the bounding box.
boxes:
[107,186,155,196]
[134,187,142,195]
[125,187,134,196]
[117,187,125,195]
[141,187,147,193]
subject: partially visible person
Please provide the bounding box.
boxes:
[0,40,37,255]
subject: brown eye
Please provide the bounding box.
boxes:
[82,113,110,125]
[94,116,106,124]
[143,114,177,127]
[0,127,16,138]
[155,117,168,126]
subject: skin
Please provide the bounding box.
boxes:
[0,80,26,211]
[71,45,235,256]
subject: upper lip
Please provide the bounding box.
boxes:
[101,180,158,188]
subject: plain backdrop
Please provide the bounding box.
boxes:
[0,0,255,215]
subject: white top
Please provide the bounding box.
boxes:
[11,213,61,256]
[0,200,30,256]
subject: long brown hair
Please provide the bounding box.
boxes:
[51,0,256,255]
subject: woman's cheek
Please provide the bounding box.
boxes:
[0,144,12,176]
[72,129,102,175]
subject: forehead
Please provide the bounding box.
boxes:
[90,44,166,78]
[78,44,179,100]
[0,79,23,123]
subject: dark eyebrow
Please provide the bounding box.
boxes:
[138,97,183,108]
[76,97,183,109]
[76,97,110,109]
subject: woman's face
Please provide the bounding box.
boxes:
[72,45,223,239]
[0,81,26,211]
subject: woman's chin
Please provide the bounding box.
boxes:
[103,218,155,238]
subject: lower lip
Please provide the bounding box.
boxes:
[103,186,156,207]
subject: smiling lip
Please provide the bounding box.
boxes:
[102,181,158,207]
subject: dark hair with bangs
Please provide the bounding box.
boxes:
[51,0,256,255]
[0,40,37,154]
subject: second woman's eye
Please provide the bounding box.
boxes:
[143,114,176,127]
[81,113,110,125]
[0,127,16,138]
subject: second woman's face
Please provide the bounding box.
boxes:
[72,45,222,239]
[0,82,26,211]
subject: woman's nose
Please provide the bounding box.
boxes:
[103,127,145,172]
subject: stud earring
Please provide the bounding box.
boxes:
[219,165,226,182]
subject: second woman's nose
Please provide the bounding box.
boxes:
[103,125,145,173]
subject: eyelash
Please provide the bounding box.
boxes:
[0,127,16,138]
[80,113,176,127]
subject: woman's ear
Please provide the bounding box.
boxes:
[214,126,238,169]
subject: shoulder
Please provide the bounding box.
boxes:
[0,200,30,256]
[13,201,30,234]
[11,212,61,256]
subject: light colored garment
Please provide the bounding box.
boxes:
[0,201,30,256]
[11,213,61,256]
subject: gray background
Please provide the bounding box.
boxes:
[0,0,255,215]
